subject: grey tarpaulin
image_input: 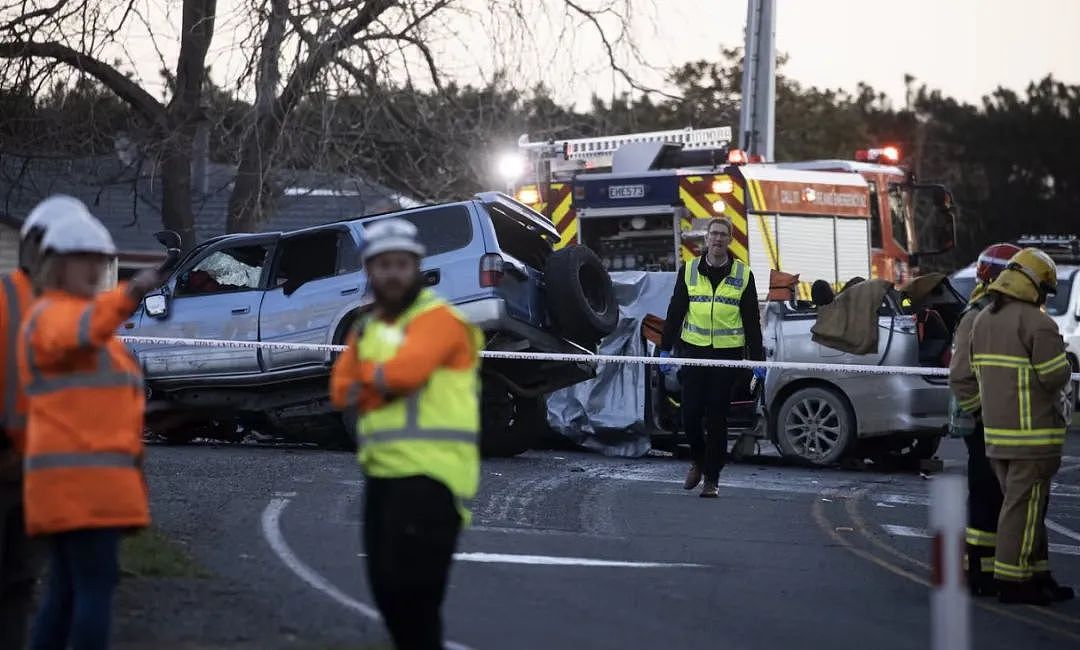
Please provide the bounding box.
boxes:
[546,271,676,457]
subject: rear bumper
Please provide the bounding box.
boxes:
[455,298,597,397]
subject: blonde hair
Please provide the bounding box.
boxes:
[707,217,733,235]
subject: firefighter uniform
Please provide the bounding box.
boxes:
[963,248,1073,605]
[330,219,482,650]
[948,243,1019,596]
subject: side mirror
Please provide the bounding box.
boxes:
[154,230,182,250]
[144,293,169,319]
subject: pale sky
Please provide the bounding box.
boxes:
[121,0,1080,111]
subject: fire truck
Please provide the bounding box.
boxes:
[510,126,956,299]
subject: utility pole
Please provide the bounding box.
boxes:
[739,0,776,161]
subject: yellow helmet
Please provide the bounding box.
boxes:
[988,248,1057,304]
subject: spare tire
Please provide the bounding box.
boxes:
[544,246,618,346]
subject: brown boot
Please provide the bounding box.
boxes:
[699,480,718,498]
[683,463,702,490]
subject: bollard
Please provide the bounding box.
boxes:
[929,474,970,650]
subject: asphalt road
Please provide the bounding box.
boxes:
[118,435,1080,650]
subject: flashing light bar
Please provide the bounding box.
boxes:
[854,146,901,164]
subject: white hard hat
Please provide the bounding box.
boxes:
[39,210,116,257]
[361,218,425,263]
[20,194,93,239]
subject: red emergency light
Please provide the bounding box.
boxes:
[727,148,749,165]
[854,146,901,164]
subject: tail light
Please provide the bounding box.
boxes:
[480,253,504,287]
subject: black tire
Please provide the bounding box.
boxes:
[774,387,855,466]
[480,387,534,458]
[544,246,618,346]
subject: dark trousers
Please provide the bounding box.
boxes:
[363,476,462,650]
[30,527,121,650]
[679,364,737,482]
[1,483,43,650]
[964,425,1004,581]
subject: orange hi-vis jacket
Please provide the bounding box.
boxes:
[0,269,34,460]
[17,284,150,536]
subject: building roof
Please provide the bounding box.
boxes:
[0,153,413,256]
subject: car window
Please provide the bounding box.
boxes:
[1046,270,1075,316]
[177,244,269,296]
[867,181,883,249]
[888,184,909,252]
[366,205,472,257]
[271,231,344,289]
[483,202,551,269]
[950,275,976,301]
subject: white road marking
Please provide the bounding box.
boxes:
[261,497,472,650]
[452,552,706,568]
[1047,518,1080,544]
[880,523,1080,556]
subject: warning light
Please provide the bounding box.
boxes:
[727,148,749,165]
[854,147,902,164]
[711,200,726,213]
[711,179,735,194]
[802,188,817,203]
[881,146,900,163]
[517,188,540,205]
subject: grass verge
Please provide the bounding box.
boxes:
[120,527,209,578]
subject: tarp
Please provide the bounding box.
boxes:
[810,278,892,355]
[546,271,677,457]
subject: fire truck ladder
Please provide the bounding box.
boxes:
[518,126,733,165]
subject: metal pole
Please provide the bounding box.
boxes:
[929,474,970,650]
[739,0,776,161]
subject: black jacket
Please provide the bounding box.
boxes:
[660,257,764,361]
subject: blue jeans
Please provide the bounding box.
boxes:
[30,528,121,650]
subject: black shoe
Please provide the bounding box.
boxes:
[1035,574,1075,602]
[969,575,999,597]
[998,580,1052,606]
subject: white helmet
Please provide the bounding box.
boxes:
[20,194,93,240]
[361,218,425,263]
[39,210,116,256]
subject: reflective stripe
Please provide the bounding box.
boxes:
[76,305,93,347]
[22,301,142,397]
[688,295,712,303]
[373,365,389,395]
[972,354,1031,369]
[25,451,139,472]
[714,295,741,307]
[1,275,20,430]
[366,429,478,444]
[1019,481,1040,575]
[1018,367,1031,430]
[682,322,712,336]
[966,527,996,547]
[1034,353,1068,373]
[994,560,1031,581]
[1034,560,1050,572]
[688,262,699,286]
[984,430,1067,446]
[979,556,995,573]
[959,394,981,411]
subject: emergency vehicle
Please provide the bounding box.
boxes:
[511,126,956,299]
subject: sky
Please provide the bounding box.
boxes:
[121,0,1080,110]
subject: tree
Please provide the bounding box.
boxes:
[0,0,650,241]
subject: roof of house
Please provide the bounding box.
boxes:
[0,153,414,255]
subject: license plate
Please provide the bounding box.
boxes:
[608,184,645,199]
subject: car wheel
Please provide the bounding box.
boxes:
[774,387,855,466]
[480,387,532,458]
[543,246,618,346]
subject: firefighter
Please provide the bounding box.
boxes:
[947,242,1020,597]
[963,248,1073,605]
[659,217,764,498]
[18,205,165,649]
[0,196,76,649]
[330,218,482,650]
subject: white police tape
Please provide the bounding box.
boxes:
[117,335,1080,381]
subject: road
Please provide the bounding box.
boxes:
[116,435,1080,649]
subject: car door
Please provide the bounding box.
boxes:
[259,226,366,371]
[136,234,278,378]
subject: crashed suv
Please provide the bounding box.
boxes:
[123,193,617,456]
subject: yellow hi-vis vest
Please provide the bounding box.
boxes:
[355,289,483,523]
[681,258,749,349]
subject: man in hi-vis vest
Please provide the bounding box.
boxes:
[660,217,764,498]
[331,218,482,650]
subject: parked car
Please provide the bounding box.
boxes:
[123,192,618,456]
[644,275,963,466]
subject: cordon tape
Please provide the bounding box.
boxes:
[117,336,1080,381]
